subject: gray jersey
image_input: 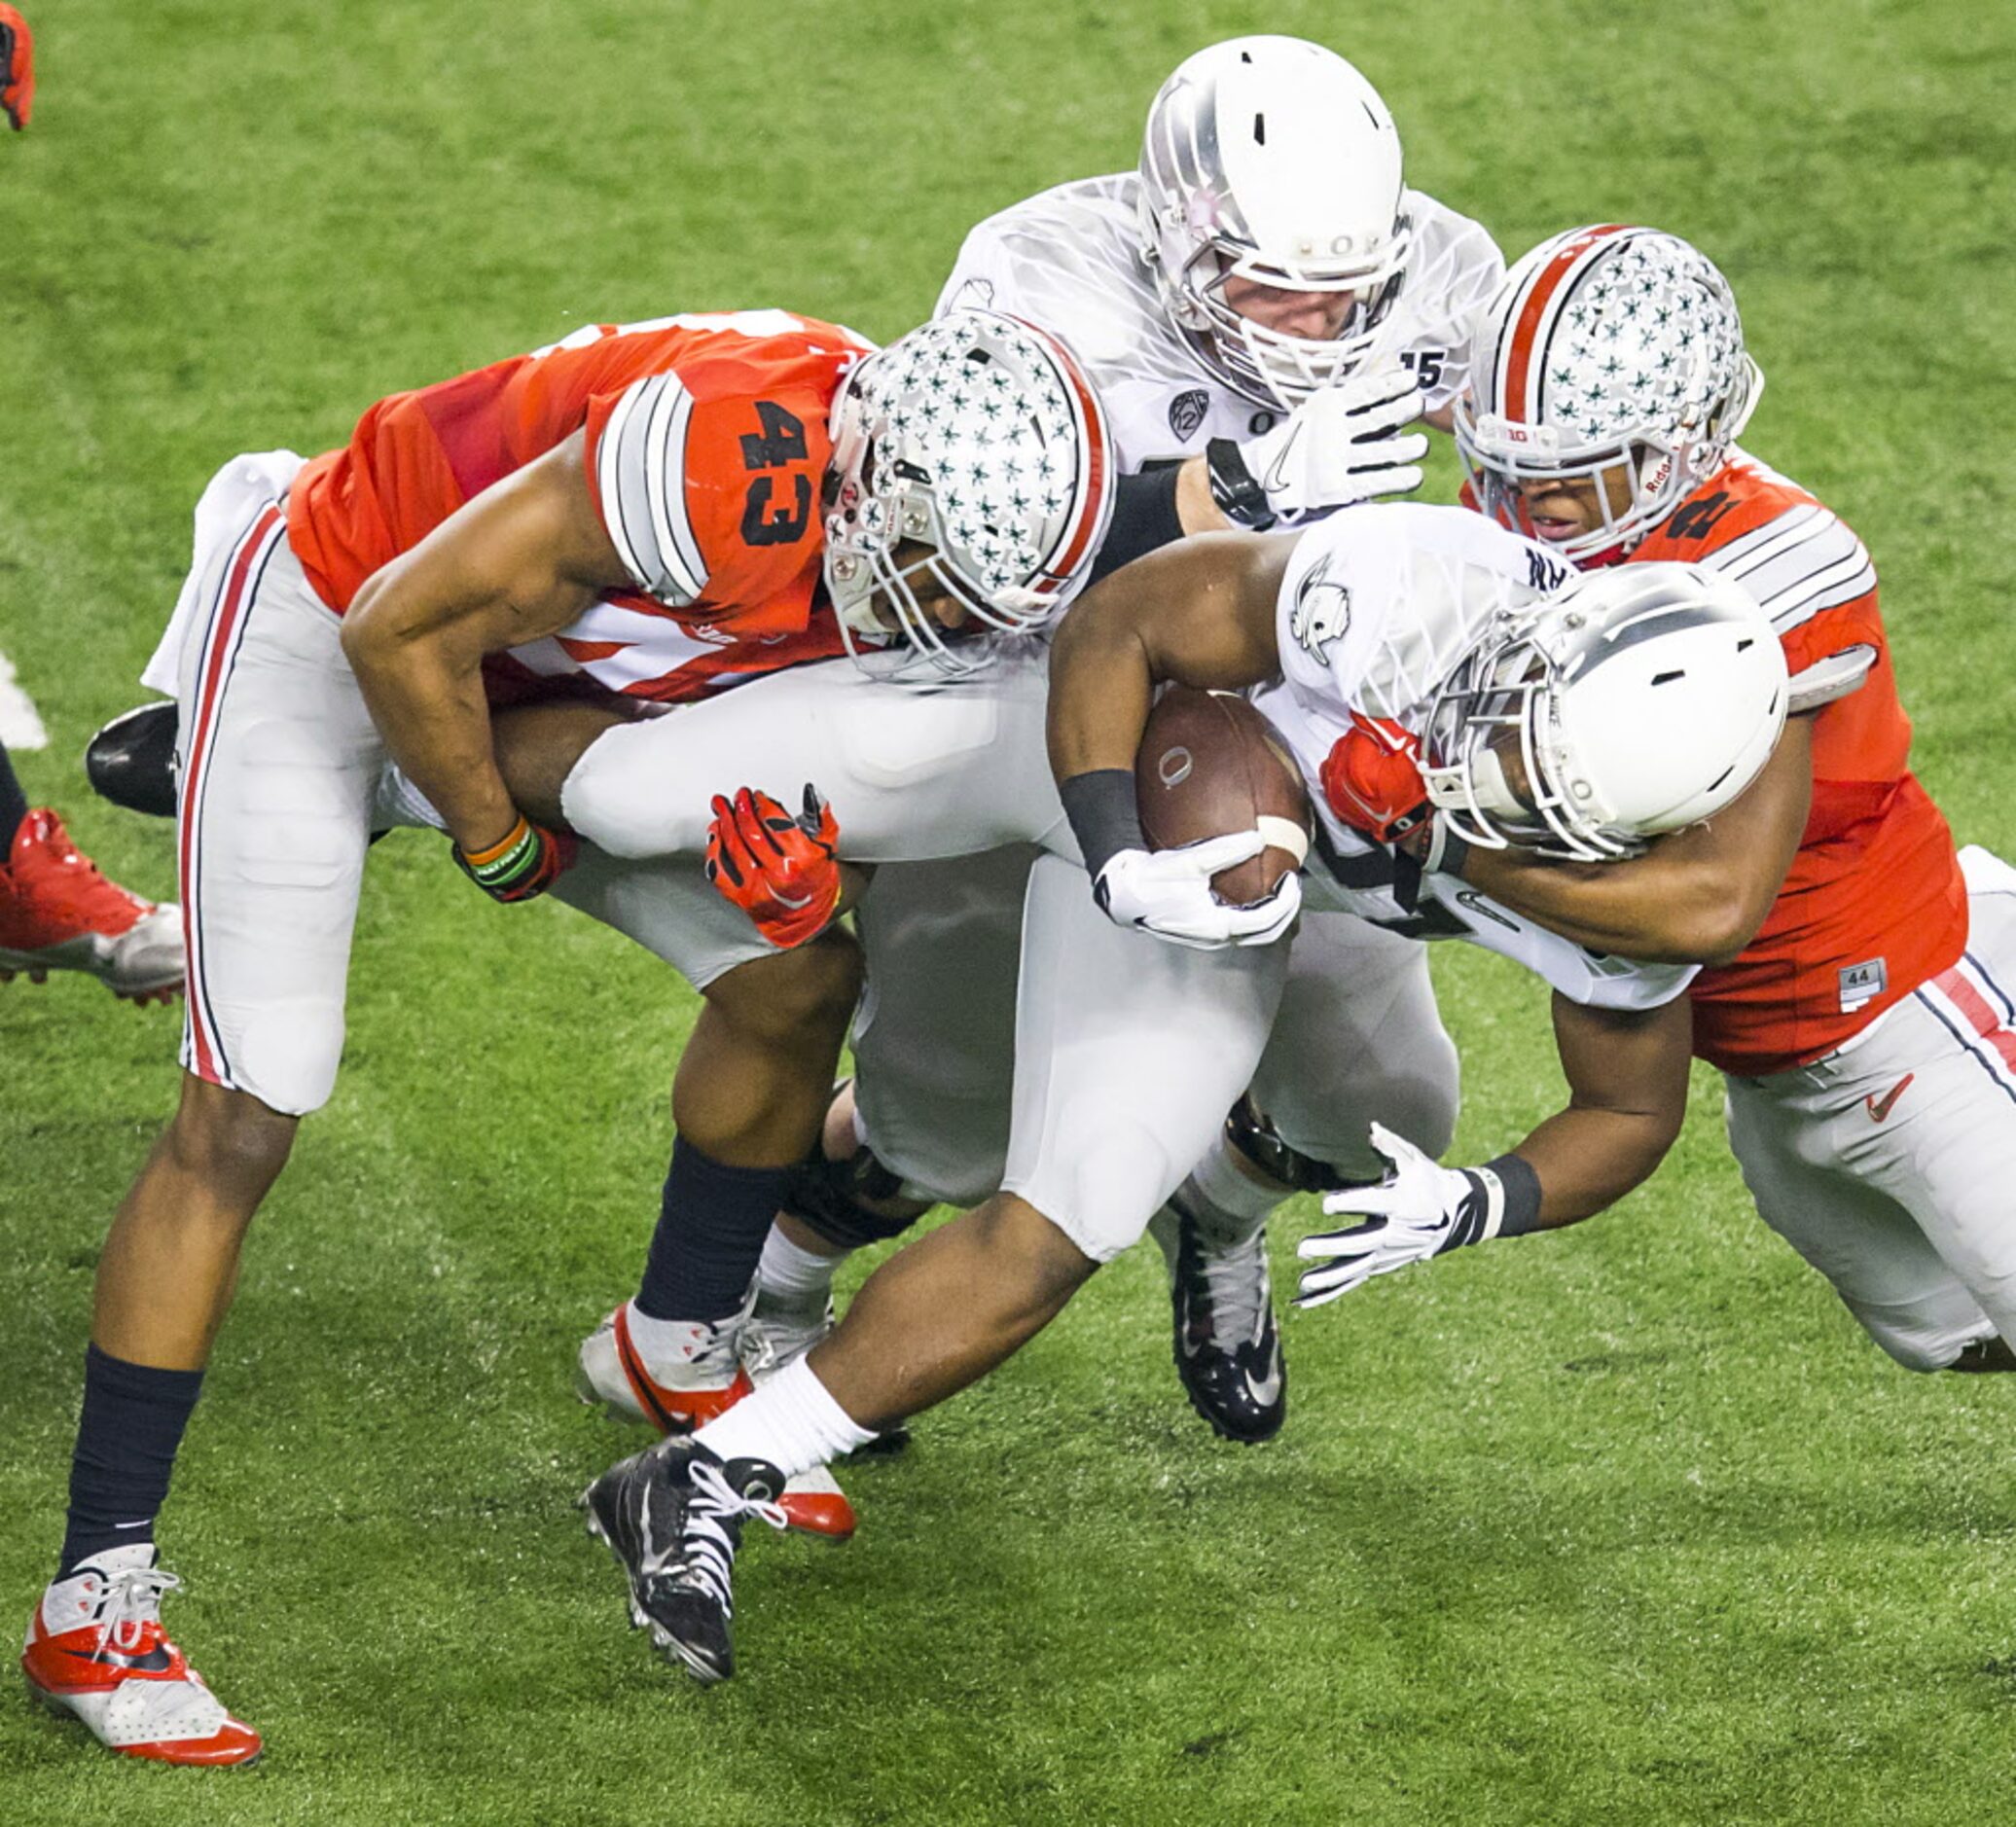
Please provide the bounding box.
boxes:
[935,172,1503,471]
[1250,503,1697,1012]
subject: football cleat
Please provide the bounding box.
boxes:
[20,1545,261,1766]
[1150,1193,1287,1444]
[582,1436,788,1685]
[576,1301,855,1540]
[739,1294,835,1384]
[86,700,181,820]
[0,809,183,1002]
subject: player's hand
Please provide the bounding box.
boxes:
[1293,1123,1501,1308]
[1236,364,1428,521]
[706,784,842,949]
[452,814,577,904]
[1092,834,1301,949]
[1320,712,1437,849]
[0,4,33,132]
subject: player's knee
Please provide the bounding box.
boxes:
[165,1078,298,1194]
[706,930,863,1046]
[782,1141,932,1250]
[974,1194,1103,1310]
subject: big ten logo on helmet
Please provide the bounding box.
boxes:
[1290,562,1351,661]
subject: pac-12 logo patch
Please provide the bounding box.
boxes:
[1168,388,1209,440]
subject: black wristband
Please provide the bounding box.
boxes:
[1205,438,1278,531]
[1059,769,1146,879]
[1090,466,1187,584]
[1482,1152,1543,1236]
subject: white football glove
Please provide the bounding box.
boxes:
[1237,363,1429,520]
[1093,833,1302,950]
[1293,1123,1508,1308]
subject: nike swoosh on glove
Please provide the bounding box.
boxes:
[1235,363,1428,520]
[1092,832,1301,950]
[706,784,842,949]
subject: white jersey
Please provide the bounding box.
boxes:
[1249,504,1697,1012]
[935,173,1503,470]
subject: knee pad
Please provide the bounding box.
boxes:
[780,1141,930,1251]
[1224,1094,1365,1194]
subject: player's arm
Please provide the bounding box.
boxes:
[341,431,628,866]
[1454,717,1814,966]
[1295,989,1693,1307]
[1047,530,1301,948]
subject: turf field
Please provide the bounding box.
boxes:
[5,0,2016,1818]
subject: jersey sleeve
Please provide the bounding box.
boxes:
[584,373,712,606]
[1692,499,1880,672]
[1394,196,1507,416]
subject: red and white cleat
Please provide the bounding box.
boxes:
[21,1545,261,1767]
[0,809,183,1003]
[577,1302,855,1541]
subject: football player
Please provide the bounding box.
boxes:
[747,33,1508,1446]
[20,307,1110,1766]
[0,734,182,1000]
[576,501,1790,1683]
[1301,226,2016,1372]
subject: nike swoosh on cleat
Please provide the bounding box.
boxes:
[1865,1073,1915,1123]
[1242,1342,1283,1410]
[64,1644,175,1672]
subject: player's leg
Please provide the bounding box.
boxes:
[1146,913,1459,1442]
[1852,854,2016,1363]
[1722,1072,1998,1371]
[744,847,1036,1377]
[583,853,1289,1678]
[27,506,380,1765]
[0,729,183,1002]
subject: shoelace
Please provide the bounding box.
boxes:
[96,1566,182,1653]
[1192,1230,1272,1349]
[669,1462,790,1614]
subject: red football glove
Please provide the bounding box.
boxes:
[1320,712,1434,852]
[452,814,578,904]
[706,784,842,949]
[1,5,34,131]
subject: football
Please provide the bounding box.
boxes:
[1135,686,1313,907]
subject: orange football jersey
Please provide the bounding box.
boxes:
[286,309,870,701]
[1629,454,1965,1074]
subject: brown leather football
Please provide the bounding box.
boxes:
[1135,686,1313,908]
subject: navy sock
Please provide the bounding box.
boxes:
[633,1137,793,1321]
[59,1344,205,1576]
[0,737,28,851]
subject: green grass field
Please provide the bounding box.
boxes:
[5,1,2016,1819]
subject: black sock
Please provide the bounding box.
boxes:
[633,1137,793,1321]
[59,1344,206,1577]
[0,737,28,852]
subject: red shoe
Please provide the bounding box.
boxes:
[576,1302,855,1541]
[21,1546,261,1766]
[0,809,183,1002]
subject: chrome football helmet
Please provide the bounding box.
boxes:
[1420,560,1787,861]
[823,309,1113,674]
[1455,225,1764,566]
[1136,36,1412,411]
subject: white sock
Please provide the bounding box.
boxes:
[1182,1132,1281,1248]
[757,1224,845,1310]
[697,1357,876,1478]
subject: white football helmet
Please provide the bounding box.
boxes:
[1137,36,1412,411]
[823,309,1113,674]
[1454,225,1763,566]
[1420,560,1788,861]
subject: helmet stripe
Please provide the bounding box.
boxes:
[1500,223,1634,421]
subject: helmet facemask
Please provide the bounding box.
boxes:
[1421,612,1644,862]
